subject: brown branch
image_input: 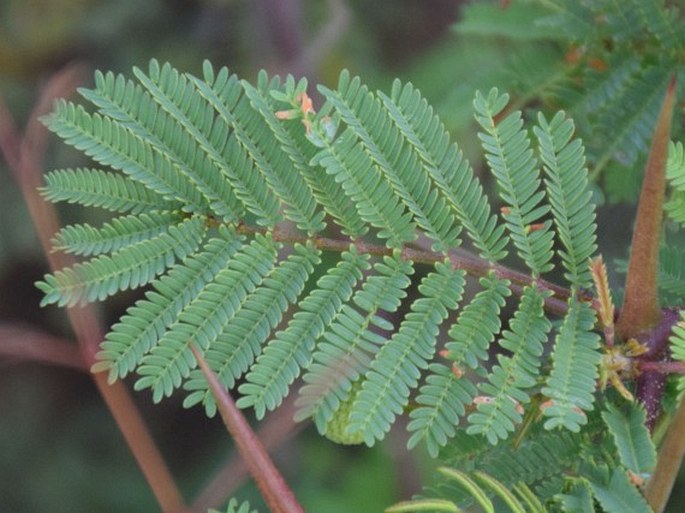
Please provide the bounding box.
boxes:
[638,361,685,374]
[0,64,186,513]
[646,396,685,512]
[191,345,306,513]
[235,224,583,317]
[0,323,86,371]
[616,76,677,339]
[191,392,305,511]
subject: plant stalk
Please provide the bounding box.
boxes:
[645,396,685,512]
[616,76,677,339]
[191,345,306,513]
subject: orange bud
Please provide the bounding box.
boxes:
[473,396,495,405]
[297,92,315,115]
[565,46,583,65]
[588,58,608,72]
[275,110,295,120]
[540,400,555,411]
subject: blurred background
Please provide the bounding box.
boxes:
[0,0,683,512]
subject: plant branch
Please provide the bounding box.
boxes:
[616,76,677,339]
[191,345,306,513]
[231,223,585,318]
[191,392,305,511]
[0,65,186,513]
[645,395,685,512]
[0,324,86,371]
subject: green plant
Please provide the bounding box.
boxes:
[21,1,685,512]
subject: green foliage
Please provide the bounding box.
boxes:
[535,111,597,288]
[586,466,651,513]
[37,216,206,307]
[381,79,508,261]
[542,298,601,432]
[665,140,685,224]
[467,285,552,444]
[41,167,181,214]
[448,0,685,203]
[474,89,554,276]
[601,402,656,476]
[347,263,466,446]
[669,311,685,395]
[294,252,414,435]
[39,58,619,510]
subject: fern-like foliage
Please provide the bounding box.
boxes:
[474,89,554,277]
[39,61,608,506]
[347,263,466,446]
[542,298,601,432]
[42,167,182,214]
[467,285,552,444]
[448,0,685,203]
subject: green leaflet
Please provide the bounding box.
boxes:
[311,126,416,248]
[52,211,184,256]
[93,226,244,381]
[189,62,281,226]
[467,285,552,444]
[665,141,685,225]
[279,103,366,238]
[669,311,685,397]
[321,72,460,254]
[443,273,511,370]
[555,480,596,513]
[82,67,242,221]
[347,263,466,446]
[134,234,279,402]
[241,78,326,234]
[37,217,206,307]
[542,298,601,432]
[536,111,597,289]
[41,167,180,214]
[474,88,554,277]
[183,243,321,417]
[587,468,651,513]
[295,252,414,434]
[380,79,508,261]
[473,430,581,486]
[238,246,370,419]
[43,99,208,211]
[406,363,477,458]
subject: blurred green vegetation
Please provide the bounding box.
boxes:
[2,0,685,511]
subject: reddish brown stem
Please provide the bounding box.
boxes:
[0,324,86,371]
[191,345,306,513]
[638,361,685,374]
[616,76,677,339]
[191,392,305,511]
[0,65,186,513]
[646,396,685,512]
[235,224,583,317]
